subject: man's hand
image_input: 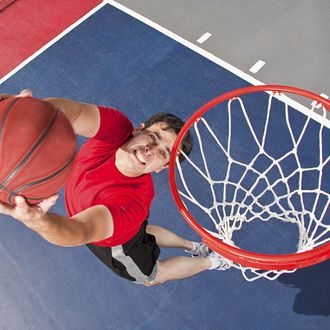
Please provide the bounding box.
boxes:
[0,195,59,230]
[0,89,32,102]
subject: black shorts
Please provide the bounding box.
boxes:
[86,221,160,284]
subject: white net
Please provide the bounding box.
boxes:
[176,90,330,281]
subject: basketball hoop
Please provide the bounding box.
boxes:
[169,85,330,281]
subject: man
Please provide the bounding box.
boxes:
[0,90,228,286]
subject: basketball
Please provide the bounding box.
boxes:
[0,97,76,205]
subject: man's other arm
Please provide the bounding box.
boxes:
[44,98,100,138]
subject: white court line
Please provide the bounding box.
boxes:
[197,32,212,44]
[104,1,329,127]
[105,0,264,87]
[0,1,107,85]
[249,60,265,73]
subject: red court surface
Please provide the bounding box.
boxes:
[0,0,101,78]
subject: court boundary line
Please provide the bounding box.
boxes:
[105,0,264,87]
[0,1,107,85]
[104,1,329,127]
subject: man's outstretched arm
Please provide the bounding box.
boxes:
[0,196,114,247]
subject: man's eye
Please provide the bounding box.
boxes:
[149,134,156,142]
[161,151,167,159]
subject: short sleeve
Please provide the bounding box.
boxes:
[93,106,134,143]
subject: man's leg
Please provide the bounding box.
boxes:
[144,254,226,286]
[146,224,209,257]
[145,224,228,286]
[146,224,194,250]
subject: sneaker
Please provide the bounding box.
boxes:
[208,251,231,271]
[185,242,211,258]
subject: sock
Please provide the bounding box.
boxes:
[207,253,222,270]
[186,241,198,253]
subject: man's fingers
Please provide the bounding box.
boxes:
[15,196,29,211]
[48,194,59,202]
[0,89,32,103]
[37,194,59,212]
[0,197,29,218]
[19,89,32,97]
[44,194,59,206]
[16,195,26,204]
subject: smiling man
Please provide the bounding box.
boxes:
[0,91,228,286]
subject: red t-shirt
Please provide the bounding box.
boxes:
[64,106,155,247]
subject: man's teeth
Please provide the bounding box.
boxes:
[135,150,146,164]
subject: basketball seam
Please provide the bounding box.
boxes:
[7,151,76,205]
[0,183,12,194]
[0,98,19,144]
[1,107,60,186]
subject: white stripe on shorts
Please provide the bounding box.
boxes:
[111,245,156,284]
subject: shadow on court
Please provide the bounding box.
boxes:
[278,260,330,316]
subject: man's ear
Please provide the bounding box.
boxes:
[132,123,145,135]
[154,164,169,174]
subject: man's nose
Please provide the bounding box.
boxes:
[145,144,153,155]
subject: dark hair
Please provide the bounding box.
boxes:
[144,112,192,162]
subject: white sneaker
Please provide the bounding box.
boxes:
[208,251,231,271]
[185,242,210,258]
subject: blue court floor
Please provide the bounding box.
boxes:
[0,4,329,330]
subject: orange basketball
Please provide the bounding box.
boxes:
[0,97,76,205]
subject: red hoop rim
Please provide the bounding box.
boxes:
[169,84,330,270]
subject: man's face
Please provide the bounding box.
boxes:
[117,122,177,176]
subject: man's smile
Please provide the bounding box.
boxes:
[134,148,147,165]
